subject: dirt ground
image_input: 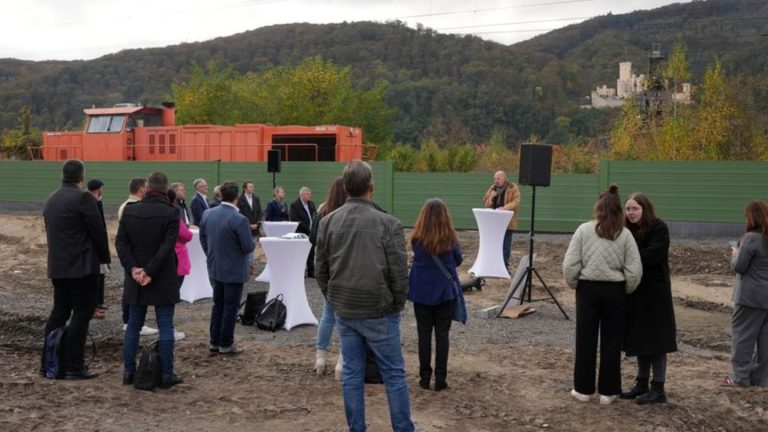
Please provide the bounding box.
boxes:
[1,214,767,432]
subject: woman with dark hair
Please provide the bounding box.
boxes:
[166,188,190,341]
[722,200,768,387]
[563,184,642,405]
[311,177,348,379]
[620,192,677,404]
[408,198,463,391]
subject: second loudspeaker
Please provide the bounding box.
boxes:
[267,149,281,173]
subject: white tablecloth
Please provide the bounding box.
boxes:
[180,227,213,303]
[255,221,299,282]
[468,208,514,279]
[260,237,317,330]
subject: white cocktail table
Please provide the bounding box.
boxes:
[468,208,514,279]
[260,237,317,330]
[255,221,299,282]
[180,227,213,302]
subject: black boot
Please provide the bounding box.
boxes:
[620,377,649,399]
[636,381,666,404]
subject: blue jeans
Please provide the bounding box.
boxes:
[503,229,514,267]
[209,281,244,348]
[337,313,414,432]
[316,300,336,350]
[124,304,175,378]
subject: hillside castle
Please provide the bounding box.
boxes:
[589,61,691,109]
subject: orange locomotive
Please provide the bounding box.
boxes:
[38,103,373,162]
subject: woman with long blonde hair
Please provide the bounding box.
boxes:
[408,198,463,392]
[311,177,348,379]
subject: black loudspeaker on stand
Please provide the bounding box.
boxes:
[267,149,281,189]
[497,144,570,320]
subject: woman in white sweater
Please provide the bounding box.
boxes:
[563,184,642,405]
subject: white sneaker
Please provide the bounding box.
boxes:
[314,350,327,376]
[599,394,618,405]
[140,325,159,336]
[174,330,186,341]
[570,389,590,402]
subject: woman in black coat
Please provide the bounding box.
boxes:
[621,192,677,404]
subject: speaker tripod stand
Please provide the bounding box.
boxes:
[496,185,570,320]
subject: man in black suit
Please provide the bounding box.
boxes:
[116,172,183,388]
[289,186,316,277]
[190,178,210,225]
[86,178,108,318]
[42,160,110,380]
[236,181,263,275]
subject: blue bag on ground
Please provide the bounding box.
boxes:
[41,327,66,379]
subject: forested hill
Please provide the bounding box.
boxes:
[516,0,768,101]
[1,0,766,145]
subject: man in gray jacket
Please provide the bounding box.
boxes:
[315,161,414,432]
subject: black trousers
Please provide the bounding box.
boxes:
[414,300,454,384]
[574,280,626,396]
[96,273,105,305]
[44,275,98,372]
[306,245,315,277]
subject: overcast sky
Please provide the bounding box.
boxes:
[2,0,689,61]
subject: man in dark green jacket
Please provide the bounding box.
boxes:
[315,161,413,432]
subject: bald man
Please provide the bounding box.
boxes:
[483,170,521,267]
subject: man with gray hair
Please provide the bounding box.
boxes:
[289,186,316,277]
[190,178,209,225]
[316,161,414,431]
[483,170,521,268]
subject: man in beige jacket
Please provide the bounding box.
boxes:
[483,170,521,267]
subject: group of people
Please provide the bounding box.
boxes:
[41,159,767,431]
[563,185,677,405]
[40,160,316,386]
[563,185,768,407]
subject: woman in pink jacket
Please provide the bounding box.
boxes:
[168,188,192,341]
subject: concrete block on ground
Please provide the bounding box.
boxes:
[478,305,502,319]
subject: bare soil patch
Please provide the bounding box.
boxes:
[1,216,766,431]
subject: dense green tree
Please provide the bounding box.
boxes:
[1,106,41,159]
[172,57,395,144]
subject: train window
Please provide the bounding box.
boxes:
[87,115,126,133]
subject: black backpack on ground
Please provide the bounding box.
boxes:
[40,327,67,379]
[134,342,162,391]
[364,343,383,384]
[255,294,287,332]
[239,291,267,326]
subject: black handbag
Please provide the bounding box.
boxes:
[134,342,162,391]
[239,291,267,326]
[255,294,287,332]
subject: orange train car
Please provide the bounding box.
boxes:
[37,103,375,162]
